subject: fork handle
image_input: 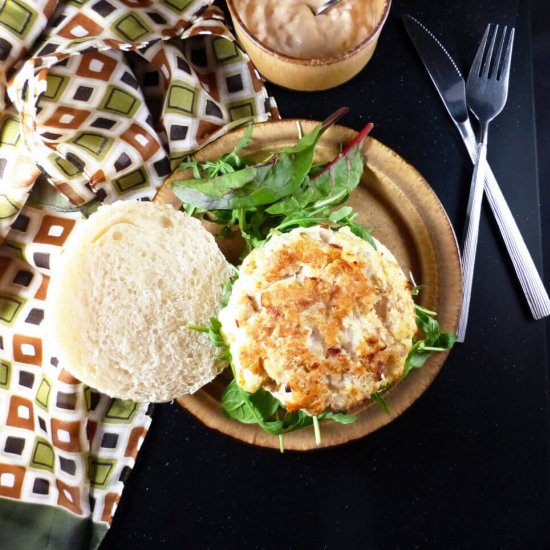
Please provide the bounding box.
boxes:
[461,129,550,320]
[457,141,487,342]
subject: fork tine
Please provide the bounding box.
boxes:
[469,24,491,79]
[498,27,515,82]
[481,24,498,78]
[492,26,507,79]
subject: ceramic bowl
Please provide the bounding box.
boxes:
[226,0,392,91]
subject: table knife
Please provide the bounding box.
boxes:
[403,14,550,321]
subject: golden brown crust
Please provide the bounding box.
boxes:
[219,227,416,415]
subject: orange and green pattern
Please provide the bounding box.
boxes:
[0,0,278,548]
[0,184,154,546]
[1,0,277,237]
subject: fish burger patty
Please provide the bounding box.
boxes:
[219,226,417,415]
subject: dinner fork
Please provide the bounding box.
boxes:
[457,24,515,342]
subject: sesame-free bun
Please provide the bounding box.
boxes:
[47,200,231,402]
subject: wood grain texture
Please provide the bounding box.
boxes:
[154,120,462,451]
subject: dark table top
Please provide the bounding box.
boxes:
[102,1,550,548]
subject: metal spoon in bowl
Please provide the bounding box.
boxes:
[312,0,344,16]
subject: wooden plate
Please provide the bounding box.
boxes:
[154,120,462,451]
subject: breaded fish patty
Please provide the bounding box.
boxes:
[219,226,417,415]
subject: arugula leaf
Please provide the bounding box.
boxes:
[328,206,354,221]
[229,124,254,157]
[207,317,224,347]
[188,316,230,361]
[339,220,377,250]
[414,308,440,342]
[319,412,357,424]
[403,341,433,374]
[179,125,253,180]
[431,331,458,349]
[271,211,334,233]
[179,159,202,180]
[403,304,457,377]
[370,391,390,414]
[263,205,376,252]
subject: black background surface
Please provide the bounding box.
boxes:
[102,0,550,548]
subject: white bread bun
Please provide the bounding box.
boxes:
[46,200,231,402]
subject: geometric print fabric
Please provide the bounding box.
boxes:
[0,0,279,542]
[0,200,153,525]
[2,2,277,237]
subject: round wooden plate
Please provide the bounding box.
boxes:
[154,120,462,451]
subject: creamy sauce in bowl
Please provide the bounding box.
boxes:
[234,0,377,59]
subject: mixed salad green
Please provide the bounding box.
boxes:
[172,109,456,450]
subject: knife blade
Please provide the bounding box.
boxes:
[403,16,469,126]
[403,14,550,321]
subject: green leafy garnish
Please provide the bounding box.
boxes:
[221,381,282,430]
[180,111,456,445]
[321,412,358,425]
[220,378,357,451]
[171,109,374,251]
[411,284,424,296]
[188,316,230,361]
[220,277,235,309]
[178,167,258,200]
[172,117,333,211]
[370,390,390,414]
[180,125,253,179]
[403,304,457,377]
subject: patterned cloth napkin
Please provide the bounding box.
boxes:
[0,1,277,548]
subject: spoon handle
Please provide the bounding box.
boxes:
[314,0,344,16]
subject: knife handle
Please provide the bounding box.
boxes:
[483,164,550,319]
[461,127,550,319]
